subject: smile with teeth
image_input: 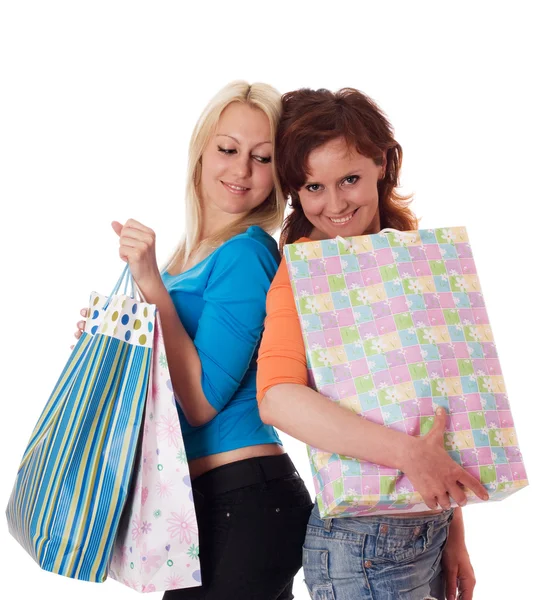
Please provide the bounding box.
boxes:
[222,181,250,192]
[329,209,357,224]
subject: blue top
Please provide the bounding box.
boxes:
[161,226,283,460]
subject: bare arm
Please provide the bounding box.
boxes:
[260,383,489,509]
[143,280,215,427]
[261,383,413,470]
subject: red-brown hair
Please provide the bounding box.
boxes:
[277,88,418,251]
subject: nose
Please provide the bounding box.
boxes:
[233,154,252,180]
[325,188,349,215]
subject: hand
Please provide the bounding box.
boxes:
[402,408,489,510]
[112,219,163,296]
[71,307,88,350]
[442,528,476,599]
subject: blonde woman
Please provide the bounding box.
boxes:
[75,82,313,599]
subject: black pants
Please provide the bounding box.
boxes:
[163,454,313,600]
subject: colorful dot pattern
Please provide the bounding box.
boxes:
[87,293,156,348]
[285,227,528,517]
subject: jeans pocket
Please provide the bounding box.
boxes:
[304,582,335,600]
[370,523,427,563]
[302,548,335,600]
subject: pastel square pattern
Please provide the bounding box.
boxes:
[284,227,528,518]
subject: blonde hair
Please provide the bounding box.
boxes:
[167,81,285,272]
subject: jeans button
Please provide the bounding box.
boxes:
[380,524,388,534]
[364,560,372,568]
[414,526,421,535]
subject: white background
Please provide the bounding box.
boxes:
[1,2,533,598]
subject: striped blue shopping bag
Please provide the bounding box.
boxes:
[6,266,156,582]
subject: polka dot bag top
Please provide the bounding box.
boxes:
[86,266,156,348]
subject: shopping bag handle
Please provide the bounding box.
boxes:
[103,265,146,310]
[103,265,129,310]
[335,228,421,250]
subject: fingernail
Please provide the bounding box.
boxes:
[484,493,489,500]
[436,407,444,415]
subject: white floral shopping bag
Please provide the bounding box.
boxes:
[109,314,201,593]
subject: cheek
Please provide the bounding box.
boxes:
[300,197,324,220]
[352,180,380,206]
[201,151,227,182]
[253,166,274,192]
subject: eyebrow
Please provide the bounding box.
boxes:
[216,134,272,147]
[304,170,362,186]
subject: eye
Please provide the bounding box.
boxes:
[253,155,272,164]
[342,175,360,185]
[217,146,237,155]
[305,183,323,193]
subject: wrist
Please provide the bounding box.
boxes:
[395,433,419,472]
[137,275,167,304]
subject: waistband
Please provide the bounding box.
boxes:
[311,502,454,536]
[192,454,298,497]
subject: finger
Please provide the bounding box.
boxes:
[119,234,152,249]
[118,246,143,263]
[447,483,467,508]
[445,567,458,600]
[70,345,74,350]
[124,218,154,235]
[423,495,439,510]
[80,308,88,317]
[77,320,86,330]
[428,407,447,437]
[111,221,123,236]
[459,575,476,600]
[457,471,489,502]
[74,330,81,339]
[120,226,155,246]
[436,492,451,511]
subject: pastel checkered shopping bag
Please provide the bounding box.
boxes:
[108,313,201,593]
[6,267,155,581]
[284,227,528,517]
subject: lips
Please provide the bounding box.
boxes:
[221,181,250,194]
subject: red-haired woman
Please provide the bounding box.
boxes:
[257,88,488,600]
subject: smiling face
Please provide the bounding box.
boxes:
[298,137,383,241]
[199,102,274,227]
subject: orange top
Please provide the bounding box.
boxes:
[256,238,311,402]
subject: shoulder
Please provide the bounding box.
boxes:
[205,228,280,295]
[225,226,279,260]
[212,227,280,271]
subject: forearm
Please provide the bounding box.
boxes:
[260,383,417,471]
[142,280,216,426]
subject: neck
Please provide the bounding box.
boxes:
[198,199,244,243]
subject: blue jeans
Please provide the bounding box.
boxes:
[303,503,454,600]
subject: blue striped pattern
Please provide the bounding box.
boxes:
[6,329,151,582]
